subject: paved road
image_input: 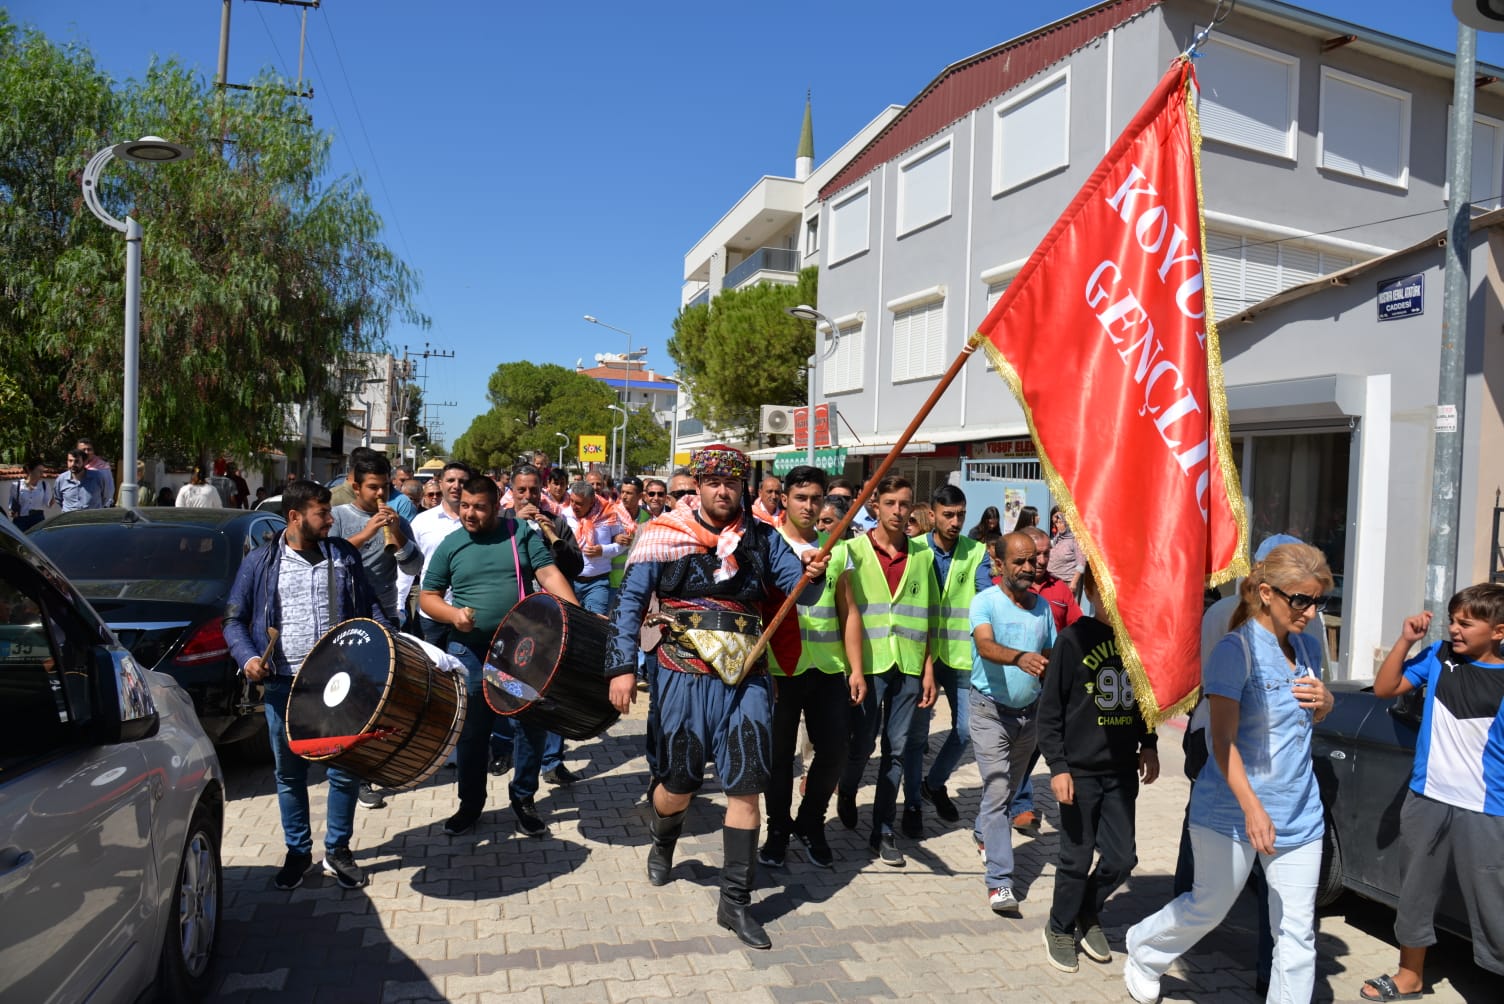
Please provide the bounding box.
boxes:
[212,701,1489,1003]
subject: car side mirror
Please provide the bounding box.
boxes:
[93,646,160,744]
[1388,685,1425,727]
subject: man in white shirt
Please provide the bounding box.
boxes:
[409,461,472,647]
[557,481,627,616]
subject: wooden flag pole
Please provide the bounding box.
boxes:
[741,330,986,675]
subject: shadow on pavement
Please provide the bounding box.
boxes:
[215,863,442,1004]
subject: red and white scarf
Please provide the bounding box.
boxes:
[627,497,747,582]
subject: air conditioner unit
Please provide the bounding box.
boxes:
[760,405,796,435]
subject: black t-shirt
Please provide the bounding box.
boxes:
[1036,616,1156,777]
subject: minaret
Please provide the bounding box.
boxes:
[795,91,814,181]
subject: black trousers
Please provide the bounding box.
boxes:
[765,671,850,833]
[1049,771,1139,935]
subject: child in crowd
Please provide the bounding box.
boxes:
[1358,583,1504,1002]
[1036,565,1158,973]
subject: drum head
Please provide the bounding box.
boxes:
[484,594,562,715]
[287,619,395,741]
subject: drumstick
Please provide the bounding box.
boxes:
[260,626,280,669]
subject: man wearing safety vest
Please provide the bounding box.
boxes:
[757,465,855,872]
[836,474,938,868]
[902,484,994,838]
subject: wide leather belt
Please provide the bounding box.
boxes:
[669,609,762,635]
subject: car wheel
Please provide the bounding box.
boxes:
[1316,816,1344,908]
[157,803,222,1001]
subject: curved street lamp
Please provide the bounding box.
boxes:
[555,431,569,471]
[607,404,627,478]
[81,136,191,508]
[785,304,841,465]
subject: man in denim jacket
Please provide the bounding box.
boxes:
[225,478,390,891]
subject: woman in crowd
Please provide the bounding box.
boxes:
[1047,508,1083,589]
[10,459,49,531]
[175,468,221,508]
[421,480,442,509]
[1123,542,1334,1004]
[1015,506,1039,531]
[968,506,1001,540]
[907,502,934,538]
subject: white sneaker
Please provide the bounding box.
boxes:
[1123,959,1160,1004]
[988,886,1020,915]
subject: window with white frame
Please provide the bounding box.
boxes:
[1196,34,1298,160]
[804,216,819,256]
[992,69,1070,196]
[822,320,865,395]
[1446,111,1504,211]
[898,138,952,235]
[1319,68,1411,188]
[890,298,946,383]
[828,187,870,264]
[1204,227,1358,321]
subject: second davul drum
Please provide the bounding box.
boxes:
[483,593,619,740]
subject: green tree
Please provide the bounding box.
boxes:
[454,361,616,472]
[0,15,424,464]
[667,266,817,435]
[623,406,670,473]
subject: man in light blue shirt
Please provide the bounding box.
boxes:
[968,532,1057,915]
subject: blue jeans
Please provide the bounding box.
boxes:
[489,715,564,772]
[968,689,1038,889]
[262,676,358,855]
[902,660,971,808]
[839,669,920,843]
[449,643,547,807]
[574,576,612,615]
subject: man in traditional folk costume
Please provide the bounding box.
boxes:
[606,445,830,950]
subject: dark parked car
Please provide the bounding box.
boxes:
[27,507,285,751]
[1312,680,1469,937]
[0,515,224,1001]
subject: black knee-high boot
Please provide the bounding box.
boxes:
[717,826,771,949]
[647,793,687,887]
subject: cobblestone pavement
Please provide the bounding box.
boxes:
[213,701,1489,1003]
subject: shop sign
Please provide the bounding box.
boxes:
[1377,273,1423,321]
[772,448,847,475]
[972,437,1037,459]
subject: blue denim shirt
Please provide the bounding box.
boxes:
[1189,621,1325,849]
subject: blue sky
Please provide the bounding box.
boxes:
[11,1,1504,446]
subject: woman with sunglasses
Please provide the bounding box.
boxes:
[1124,542,1334,1004]
[420,483,442,510]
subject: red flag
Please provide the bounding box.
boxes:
[978,59,1248,726]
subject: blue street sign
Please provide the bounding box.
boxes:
[1377,272,1424,321]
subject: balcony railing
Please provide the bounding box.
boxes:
[687,288,710,309]
[724,246,799,290]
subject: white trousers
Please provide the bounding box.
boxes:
[1125,824,1321,1004]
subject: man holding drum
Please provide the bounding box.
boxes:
[606,445,830,950]
[225,479,391,891]
[422,475,578,839]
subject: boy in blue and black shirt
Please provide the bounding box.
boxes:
[1358,583,1504,1002]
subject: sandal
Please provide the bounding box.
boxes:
[1360,975,1423,1001]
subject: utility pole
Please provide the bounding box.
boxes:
[215,0,317,101]
[1427,22,1477,633]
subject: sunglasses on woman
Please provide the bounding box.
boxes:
[1270,585,1330,613]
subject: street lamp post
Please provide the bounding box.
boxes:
[607,404,627,478]
[81,136,191,508]
[785,305,841,466]
[555,431,569,471]
[585,315,648,477]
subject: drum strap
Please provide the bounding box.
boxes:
[508,519,527,600]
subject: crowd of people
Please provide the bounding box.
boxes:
[215,443,1503,1002]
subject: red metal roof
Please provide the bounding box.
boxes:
[819,0,1161,201]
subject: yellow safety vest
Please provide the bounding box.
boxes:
[847,533,934,676]
[930,535,987,669]
[768,534,847,676]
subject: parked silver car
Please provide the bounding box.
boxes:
[0,517,224,1002]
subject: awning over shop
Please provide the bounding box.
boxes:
[770,448,847,475]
